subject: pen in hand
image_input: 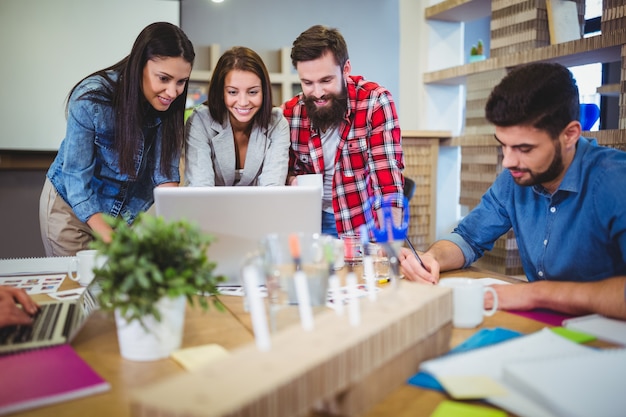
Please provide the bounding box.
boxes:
[404,237,426,269]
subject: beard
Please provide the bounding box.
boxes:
[510,140,564,187]
[303,85,347,132]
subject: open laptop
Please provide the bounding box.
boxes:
[154,186,322,285]
[0,280,101,354]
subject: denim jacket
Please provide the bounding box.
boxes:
[47,71,180,224]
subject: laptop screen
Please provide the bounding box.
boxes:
[154,186,322,285]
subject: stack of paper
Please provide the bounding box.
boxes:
[419,328,626,417]
[563,314,626,346]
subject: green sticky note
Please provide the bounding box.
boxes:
[551,326,597,343]
[430,400,507,417]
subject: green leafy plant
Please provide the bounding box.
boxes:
[90,212,225,325]
[470,39,484,56]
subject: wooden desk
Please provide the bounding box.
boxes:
[13,268,573,417]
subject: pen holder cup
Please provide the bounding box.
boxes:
[365,243,390,282]
[340,232,363,266]
[260,233,333,332]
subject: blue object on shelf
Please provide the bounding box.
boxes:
[580,103,600,131]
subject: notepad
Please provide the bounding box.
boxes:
[563,314,626,346]
[0,344,110,415]
[419,329,596,417]
[170,344,230,371]
[0,256,73,276]
[502,348,626,417]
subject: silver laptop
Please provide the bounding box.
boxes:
[154,186,322,285]
[0,280,101,354]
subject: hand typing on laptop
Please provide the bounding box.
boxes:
[0,287,39,328]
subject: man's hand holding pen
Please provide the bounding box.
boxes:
[399,247,439,285]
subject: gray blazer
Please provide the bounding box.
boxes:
[184,105,290,186]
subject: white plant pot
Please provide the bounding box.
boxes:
[114,295,186,361]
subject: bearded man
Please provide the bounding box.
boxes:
[399,62,626,320]
[283,25,405,237]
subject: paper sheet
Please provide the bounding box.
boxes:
[563,314,626,346]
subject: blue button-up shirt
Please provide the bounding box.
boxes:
[47,71,180,224]
[445,137,626,282]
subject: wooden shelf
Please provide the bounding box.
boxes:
[597,83,620,97]
[425,0,491,22]
[424,32,625,85]
[446,129,626,147]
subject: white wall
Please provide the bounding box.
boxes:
[181,0,399,109]
[0,0,180,151]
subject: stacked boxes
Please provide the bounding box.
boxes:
[464,69,507,135]
[490,0,551,57]
[601,0,626,36]
[402,136,441,251]
[461,68,524,275]
[459,146,501,209]
[490,0,584,58]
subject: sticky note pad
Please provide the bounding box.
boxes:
[437,375,508,399]
[171,344,229,371]
[430,400,507,417]
[551,326,597,343]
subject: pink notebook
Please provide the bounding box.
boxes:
[0,344,110,415]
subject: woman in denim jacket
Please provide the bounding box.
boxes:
[39,22,194,256]
[184,46,289,187]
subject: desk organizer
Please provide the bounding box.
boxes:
[131,281,452,417]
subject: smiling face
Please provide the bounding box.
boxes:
[495,124,578,193]
[141,56,192,112]
[223,69,262,127]
[296,51,350,131]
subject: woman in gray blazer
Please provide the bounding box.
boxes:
[185,46,289,186]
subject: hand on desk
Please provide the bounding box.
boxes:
[0,286,39,328]
[483,278,626,320]
[398,247,439,285]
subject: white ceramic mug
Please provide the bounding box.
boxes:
[297,174,323,197]
[439,277,498,328]
[68,249,104,286]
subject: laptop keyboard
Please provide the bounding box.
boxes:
[0,303,64,345]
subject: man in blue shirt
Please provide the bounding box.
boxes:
[400,63,626,320]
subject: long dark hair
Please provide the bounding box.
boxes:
[67,22,195,176]
[206,46,273,130]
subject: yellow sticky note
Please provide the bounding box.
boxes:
[437,375,508,399]
[171,343,230,371]
[431,400,507,417]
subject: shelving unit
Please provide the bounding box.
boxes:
[423,0,626,274]
[401,130,452,251]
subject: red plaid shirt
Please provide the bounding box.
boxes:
[283,75,404,235]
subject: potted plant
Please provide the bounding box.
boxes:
[469,39,486,63]
[91,212,225,361]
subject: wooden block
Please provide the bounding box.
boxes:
[130,282,452,417]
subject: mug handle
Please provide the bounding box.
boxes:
[483,286,498,316]
[67,257,80,281]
